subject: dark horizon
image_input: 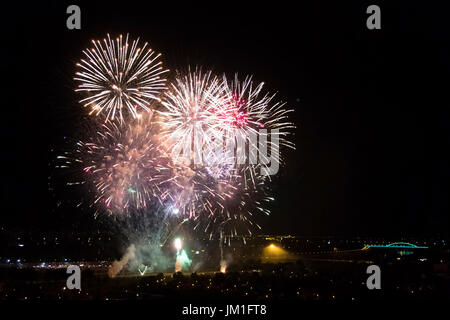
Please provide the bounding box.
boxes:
[1,1,449,238]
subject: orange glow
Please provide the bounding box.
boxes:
[263,243,288,258]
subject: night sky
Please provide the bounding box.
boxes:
[1,1,448,237]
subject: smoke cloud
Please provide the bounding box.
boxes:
[108,244,136,278]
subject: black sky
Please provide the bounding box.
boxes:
[1,1,449,237]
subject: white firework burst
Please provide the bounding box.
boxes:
[75,34,169,122]
[157,69,228,165]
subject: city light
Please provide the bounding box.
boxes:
[262,243,290,261]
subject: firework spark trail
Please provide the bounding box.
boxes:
[153,70,295,240]
[219,74,296,179]
[156,69,238,219]
[58,113,177,215]
[157,69,228,164]
[65,40,296,243]
[75,34,169,122]
[55,35,297,280]
[197,74,295,240]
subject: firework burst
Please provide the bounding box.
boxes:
[58,114,175,214]
[155,69,236,220]
[61,33,296,243]
[157,69,228,163]
[191,173,272,241]
[75,34,169,122]
[219,74,295,178]
[154,71,295,239]
[169,163,238,219]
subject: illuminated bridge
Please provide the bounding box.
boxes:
[363,242,428,249]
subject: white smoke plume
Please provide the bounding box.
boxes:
[108,244,136,278]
